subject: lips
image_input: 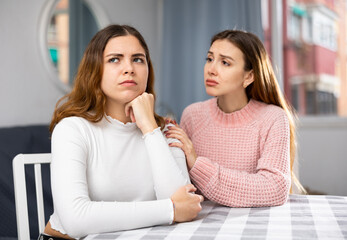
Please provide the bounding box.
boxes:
[120,80,137,86]
[205,79,218,86]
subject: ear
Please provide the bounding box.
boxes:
[243,70,254,88]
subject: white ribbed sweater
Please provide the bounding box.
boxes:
[49,116,190,238]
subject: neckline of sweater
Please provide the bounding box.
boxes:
[209,97,263,127]
[104,115,138,132]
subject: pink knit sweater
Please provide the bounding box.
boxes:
[180,98,291,207]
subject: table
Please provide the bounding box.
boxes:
[84,194,347,239]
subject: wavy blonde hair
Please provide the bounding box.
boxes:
[50,25,164,133]
[211,30,306,194]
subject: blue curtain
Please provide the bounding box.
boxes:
[158,0,263,121]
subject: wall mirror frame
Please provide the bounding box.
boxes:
[39,0,110,93]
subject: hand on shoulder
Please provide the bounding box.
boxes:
[165,125,197,170]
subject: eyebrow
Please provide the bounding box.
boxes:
[105,53,146,58]
[207,51,235,61]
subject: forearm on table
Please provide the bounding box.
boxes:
[189,156,290,207]
[54,198,173,238]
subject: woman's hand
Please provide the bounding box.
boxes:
[125,92,158,134]
[165,125,197,170]
[171,184,203,222]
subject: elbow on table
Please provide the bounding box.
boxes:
[61,218,91,239]
[274,190,290,206]
[261,170,291,207]
[271,180,291,206]
[59,207,97,238]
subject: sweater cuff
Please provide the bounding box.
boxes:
[142,127,161,139]
[168,198,175,225]
[160,198,174,225]
[189,157,216,191]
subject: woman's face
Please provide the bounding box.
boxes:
[204,39,253,98]
[101,35,148,106]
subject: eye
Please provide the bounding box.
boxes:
[108,57,119,63]
[133,57,145,63]
[205,57,213,63]
[222,60,230,66]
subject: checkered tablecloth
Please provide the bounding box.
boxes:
[84,194,347,240]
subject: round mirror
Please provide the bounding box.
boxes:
[47,0,100,86]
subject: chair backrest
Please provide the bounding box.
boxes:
[12,153,51,240]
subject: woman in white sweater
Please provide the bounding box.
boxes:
[41,24,203,240]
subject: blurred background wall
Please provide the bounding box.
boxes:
[0,0,346,195]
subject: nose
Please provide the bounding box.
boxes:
[123,60,134,75]
[206,61,217,76]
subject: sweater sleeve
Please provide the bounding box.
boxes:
[50,119,174,239]
[143,124,190,199]
[189,114,291,207]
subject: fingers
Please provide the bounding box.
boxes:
[136,92,154,105]
[165,126,189,140]
[168,142,183,149]
[167,132,192,154]
[165,118,177,125]
[124,93,154,114]
[184,184,203,203]
[171,184,203,223]
[165,128,189,142]
[166,128,186,137]
[197,194,204,202]
[130,109,136,122]
[185,184,197,193]
[124,102,132,117]
[167,133,186,144]
[167,125,185,133]
[124,103,136,122]
[186,185,203,203]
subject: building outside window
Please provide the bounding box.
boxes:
[263,0,347,116]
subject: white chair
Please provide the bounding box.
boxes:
[13,153,51,240]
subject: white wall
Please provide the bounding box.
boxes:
[0,0,65,127]
[0,0,162,128]
[297,117,347,196]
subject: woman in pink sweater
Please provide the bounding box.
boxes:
[166,30,305,207]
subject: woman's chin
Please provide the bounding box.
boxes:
[205,89,218,97]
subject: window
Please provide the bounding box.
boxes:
[288,11,302,42]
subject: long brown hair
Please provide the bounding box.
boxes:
[211,30,306,194]
[50,24,164,133]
